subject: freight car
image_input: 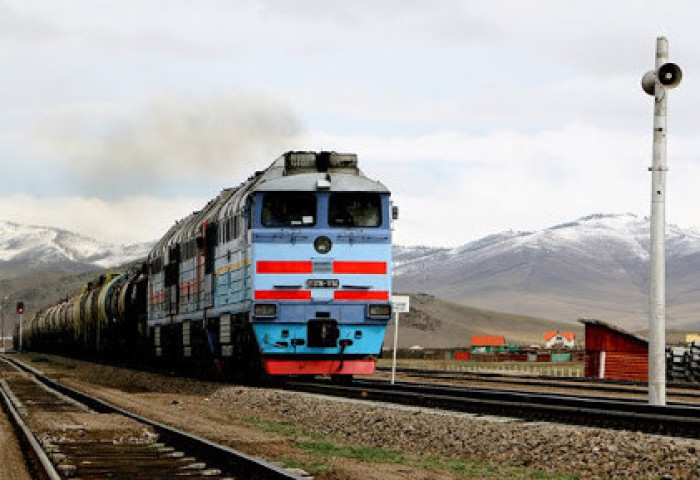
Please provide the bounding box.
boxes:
[22,151,395,378]
[22,270,148,360]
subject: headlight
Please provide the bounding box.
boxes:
[314,236,332,254]
[254,304,277,317]
[368,304,391,318]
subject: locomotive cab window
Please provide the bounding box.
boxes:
[262,193,316,227]
[329,193,381,227]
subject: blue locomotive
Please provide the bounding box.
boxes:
[24,151,395,378]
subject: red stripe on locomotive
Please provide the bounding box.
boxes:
[333,261,387,274]
[254,290,312,300]
[333,290,389,301]
[257,261,313,274]
[264,359,376,375]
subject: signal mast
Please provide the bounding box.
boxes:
[641,37,682,406]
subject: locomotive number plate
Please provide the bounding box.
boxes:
[307,279,339,288]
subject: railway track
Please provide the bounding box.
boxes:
[287,377,700,439]
[376,366,700,401]
[0,355,306,480]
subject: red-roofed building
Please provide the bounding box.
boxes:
[544,331,576,349]
[470,335,507,353]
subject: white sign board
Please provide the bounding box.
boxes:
[390,295,409,385]
[391,295,410,313]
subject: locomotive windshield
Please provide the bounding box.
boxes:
[262,192,316,227]
[329,193,381,227]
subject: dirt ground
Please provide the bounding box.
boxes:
[3,355,466,480]
[6,355,541,480]
[7,354,700,480]
[0,399,33,480]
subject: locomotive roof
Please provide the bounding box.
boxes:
[148,151,388,259]
[252,157,389,193]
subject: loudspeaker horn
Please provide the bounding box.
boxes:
[658,63,682,88]
[641,70,656,95]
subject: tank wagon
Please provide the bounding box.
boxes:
[22,270,148,359]
[24,151,395,378]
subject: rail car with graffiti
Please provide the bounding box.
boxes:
[22,151,395,377]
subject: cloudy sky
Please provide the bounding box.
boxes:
[1,0,699,247]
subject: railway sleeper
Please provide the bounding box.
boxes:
[1,375,235,479]
[1,355,306,480]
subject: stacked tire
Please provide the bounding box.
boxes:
[666,344,700,383]
[690,341,700,382]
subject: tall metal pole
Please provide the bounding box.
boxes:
[648,37,668,406]
[643,37,682,405]
[391,311,399,384]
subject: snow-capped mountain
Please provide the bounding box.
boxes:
[0,221,152,279]
[4,214,700,330]
[394,214,700,330]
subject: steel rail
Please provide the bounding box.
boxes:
[0,379,62,480]
[287,377,700,438]
[1,355,305,480]
[376,366,700,399]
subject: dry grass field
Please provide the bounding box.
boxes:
[387,293,584,349]
[377,358,585,377]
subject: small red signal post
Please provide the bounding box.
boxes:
[17,301,24,352]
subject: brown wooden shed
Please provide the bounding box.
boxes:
[579,319,648,382]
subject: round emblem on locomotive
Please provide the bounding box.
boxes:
[314,236,332,254]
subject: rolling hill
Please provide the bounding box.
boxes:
[394,214,700,331]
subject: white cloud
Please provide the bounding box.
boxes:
[1,1,699,249]
[3,121,692,248]
[0,194,206,244]
[309,124,700,247]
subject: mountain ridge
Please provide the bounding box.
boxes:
[3,214,700,332]
[0,220,152,280]
[394,213,700,331]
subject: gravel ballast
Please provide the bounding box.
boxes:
[211,386,699,479]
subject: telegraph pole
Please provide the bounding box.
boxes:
[641,37,682,405]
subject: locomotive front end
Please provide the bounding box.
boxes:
[250,152,392,376]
